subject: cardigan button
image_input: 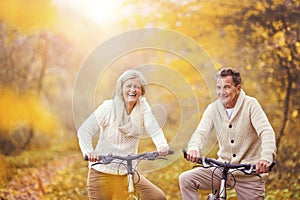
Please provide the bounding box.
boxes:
[231,140,234,143]
[233,154,236,157]
[229,124,232,128]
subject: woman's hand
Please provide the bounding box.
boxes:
[157,146,169,156]
[85,152,100,162]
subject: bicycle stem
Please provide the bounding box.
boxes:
[126,159,135,193]
[219,168,228,199]
[128,174,135,193]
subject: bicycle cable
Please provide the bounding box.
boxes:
[210,166,237,195]
[113,157,143,185]
[226,170,237,190]
[211,166,219,196]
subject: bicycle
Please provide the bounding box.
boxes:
[84,150,173,200]
[182,149,276,200]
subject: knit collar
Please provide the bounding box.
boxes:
[217,89,246,121]
[115,97,146,136]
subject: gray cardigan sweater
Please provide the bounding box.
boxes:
[188,90,277,167]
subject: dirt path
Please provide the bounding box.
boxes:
[1,154,80,200]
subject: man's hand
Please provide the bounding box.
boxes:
[187,149,200,163]
[256,160,271,173]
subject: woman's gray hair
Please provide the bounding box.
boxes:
[114,69,147,97]
[113,69,147,128]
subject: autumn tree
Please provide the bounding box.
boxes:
[0,22,81,155]
[120,0,300,197]
[228,1,300,191]
[219,0,300,148]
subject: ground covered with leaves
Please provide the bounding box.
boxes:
[0,138,299,200]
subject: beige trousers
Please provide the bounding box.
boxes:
[87,168,166,200]
[179,167,266,200]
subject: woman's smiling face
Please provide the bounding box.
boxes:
[122,78,142,105]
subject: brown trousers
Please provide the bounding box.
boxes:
[87,168,166,200]
[179,167,266,200]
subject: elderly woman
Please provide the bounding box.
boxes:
[78,69,170,200]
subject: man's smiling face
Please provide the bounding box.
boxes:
[216,76,241,108]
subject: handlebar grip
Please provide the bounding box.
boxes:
[269,161,276,171]
[253,161,276,171]
[84,155,89,161]
[182,148,187,159]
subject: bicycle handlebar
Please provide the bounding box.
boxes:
[84,150,174,164]
[182,148,276,174]
[84,150,173,195]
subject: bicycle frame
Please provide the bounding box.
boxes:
[205,159,234,200]
[182,149,276,200]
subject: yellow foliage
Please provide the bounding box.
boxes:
[0,0,57,32]
[273,31,285,47]
[0,154,7,187]
[0,87,60,136]
[292,110,298,118]
[256,1,267,12]
[296,42,300,54]
[246,65,252,70]
[215,62,222,70]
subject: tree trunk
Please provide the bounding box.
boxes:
[37,35,47,96]
[276,65,292,150]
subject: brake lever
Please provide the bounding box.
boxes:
[146,152,159,160]
[149,150,174,160]
[101,155,114,164]
[201,157,211,168]
[244,160,276,174]
[156,156,168,160]
[243,165,255,174]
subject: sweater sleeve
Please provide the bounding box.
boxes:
[250,99,277,162]
[142,98,169,149]
[77,100,111,156]
[188,104,214,153]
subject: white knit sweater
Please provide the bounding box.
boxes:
[78,97,169,175]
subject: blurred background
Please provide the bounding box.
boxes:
[0,0,299,199]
